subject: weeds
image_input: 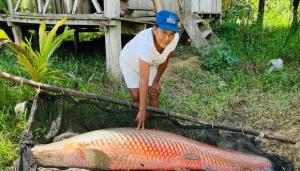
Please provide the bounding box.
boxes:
[0,108,26,170]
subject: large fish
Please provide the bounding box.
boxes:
[32,128,273,170]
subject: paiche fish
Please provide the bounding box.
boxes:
[32,128,273,170]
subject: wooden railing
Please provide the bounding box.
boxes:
[11,0,103,14]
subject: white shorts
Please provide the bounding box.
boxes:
[120,63,157,88]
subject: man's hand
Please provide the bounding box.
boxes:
[135,108,147,129]
[149,81,160,95]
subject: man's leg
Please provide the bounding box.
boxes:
[148,86,160,129]
[129,88,139,103]
[148,86,160,107]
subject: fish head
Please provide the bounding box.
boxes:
[32,141,111,169]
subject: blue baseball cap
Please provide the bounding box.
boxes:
[156,10,179,33]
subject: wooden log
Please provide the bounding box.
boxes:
[0,71,296,144]
[104,0,122,81]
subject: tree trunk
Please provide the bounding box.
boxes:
[292,0,299,24]
[257,0,265,27]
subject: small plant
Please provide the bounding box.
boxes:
[0,17,74,81]
[199,45,239,72]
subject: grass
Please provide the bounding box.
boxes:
[0,107,27,170]
[159,63,300,127]
[162,0,300,127]
[0,0,299,169]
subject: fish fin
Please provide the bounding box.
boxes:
[181,153,201,160]
[80,148,111,169]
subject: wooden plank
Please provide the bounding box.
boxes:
[37,0,42,13]
[14,0,22,12]
[91,0,103,13]
[7,0,14,13]
[181,14,209,48]
[121,21,147,35]
[194,18,204,24]
[64,0,72,13]
[184,0,192,15]
[104,0,122,81]
[4,13,108,26]
[202,30,211,38]
[72,0,79,14]
[177,0,209,48]
[13,13,106,19]
[152,0,163,12]
[117,17,155,25]
[126,7,154,11]
[42,0,50,14]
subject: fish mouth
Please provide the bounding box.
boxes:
[32,145,111,169]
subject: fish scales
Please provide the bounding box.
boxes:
[32,128,273,170]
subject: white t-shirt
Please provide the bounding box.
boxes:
[119,28,179,88]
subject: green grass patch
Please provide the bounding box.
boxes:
[0,108,26,170]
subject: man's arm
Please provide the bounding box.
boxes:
[136,59,150,129]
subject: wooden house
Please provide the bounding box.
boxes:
[0,0,222,80]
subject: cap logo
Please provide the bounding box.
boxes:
[166,15,176,25]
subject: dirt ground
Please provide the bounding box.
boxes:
[164,55,300,170]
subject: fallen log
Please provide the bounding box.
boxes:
[0,71,296,144]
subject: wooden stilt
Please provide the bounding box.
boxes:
[37,0,42,13]
[104,0,122,81]
[7,0,23,45]
[12,25,23,45]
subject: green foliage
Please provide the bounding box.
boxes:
[200,45,239,71]
[0,18,74,81]
[0,0,8,13]
[0,108,26,170]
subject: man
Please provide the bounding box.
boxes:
[119,10,179,129]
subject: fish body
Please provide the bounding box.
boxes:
[32,128,273,170]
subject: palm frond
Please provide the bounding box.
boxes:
[0,18,73,81]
